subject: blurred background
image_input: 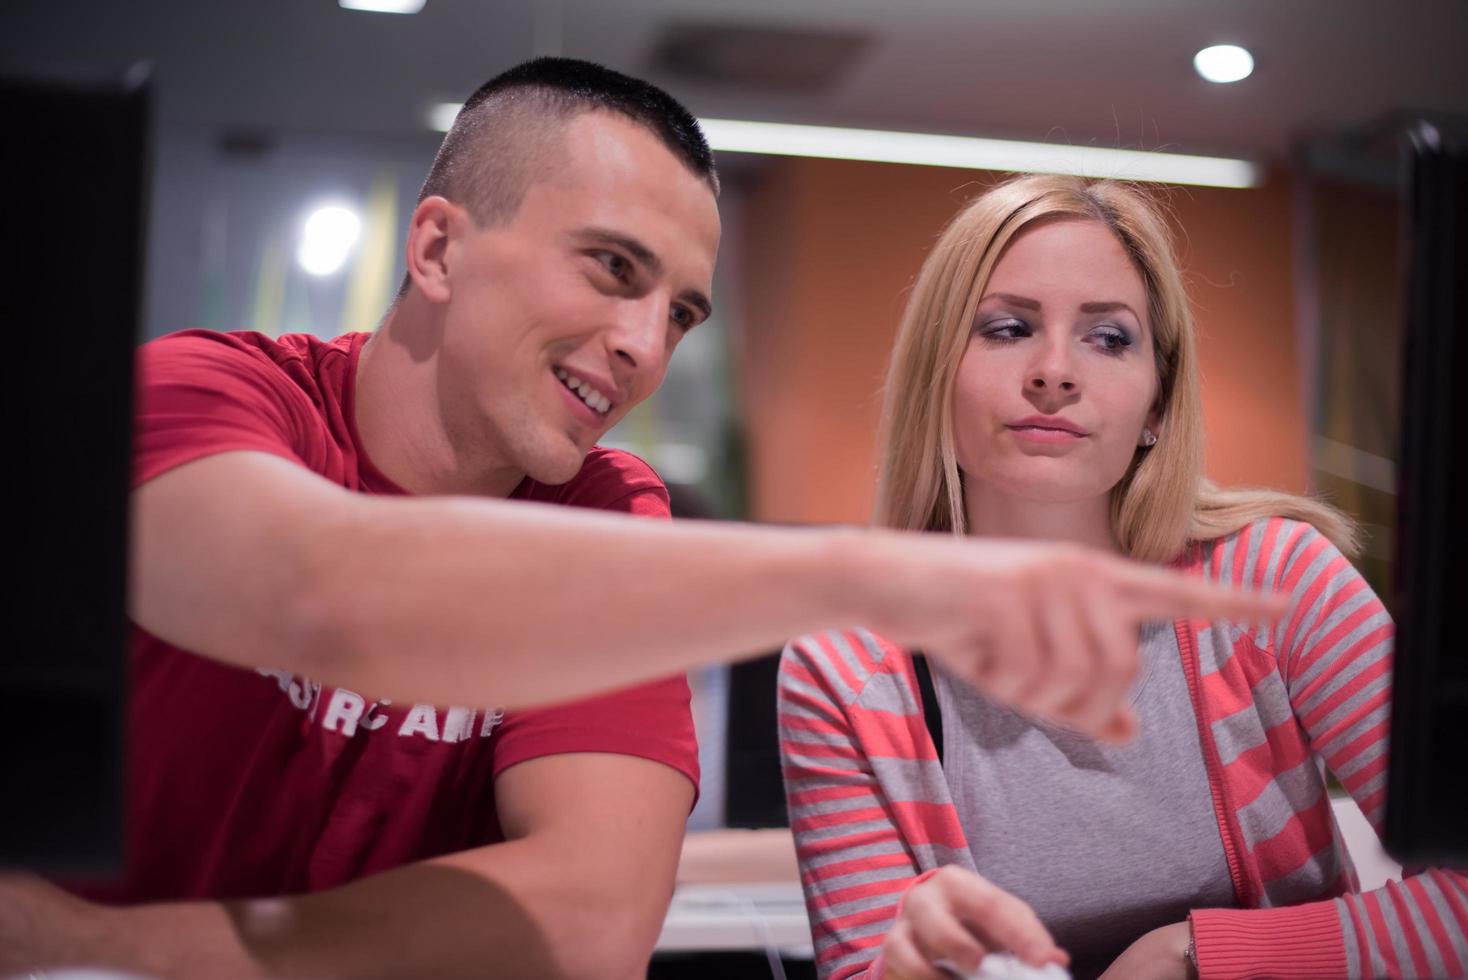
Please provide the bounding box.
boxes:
[4,0,1465,837]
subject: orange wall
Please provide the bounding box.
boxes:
[736,157,1308,525]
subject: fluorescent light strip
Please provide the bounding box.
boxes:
[699,119,1260,189]
[425,106,1259,189]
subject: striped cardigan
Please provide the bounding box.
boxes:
[779,517,1468,979]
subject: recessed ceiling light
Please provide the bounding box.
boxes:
[1194,44,1255,84]
[298,204,362,277]
[339,0,425,13]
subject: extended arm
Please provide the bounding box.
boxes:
[133,450,1285,729]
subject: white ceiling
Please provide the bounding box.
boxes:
[4,0,1465,160]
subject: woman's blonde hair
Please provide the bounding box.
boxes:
[873,174,1358,562]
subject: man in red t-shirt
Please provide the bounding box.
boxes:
[11,58,721,979]
[2,57,1289,979]
[100,327,702,904]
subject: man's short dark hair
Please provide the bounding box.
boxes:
[417,57,719,229]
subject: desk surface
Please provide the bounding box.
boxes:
[656,882,814,957]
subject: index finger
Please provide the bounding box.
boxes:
[1114,563,1291,623]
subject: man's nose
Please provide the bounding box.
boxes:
[608,294,667,375]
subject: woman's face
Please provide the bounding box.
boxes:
[952,217,1161,506]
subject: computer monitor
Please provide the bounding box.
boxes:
[724,652,789,828]
[1383,117,1468,865]
[0,66,150,871]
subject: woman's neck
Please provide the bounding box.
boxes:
[963,482,1122,554]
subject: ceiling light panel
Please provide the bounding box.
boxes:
[339,0,425,14]
[699,119,1260,189]
[425,107,1259,188]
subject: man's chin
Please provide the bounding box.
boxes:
[522,442,592,487]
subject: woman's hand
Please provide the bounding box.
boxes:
[1097,921,1196,980]
[881,866,1068,979]
[851,532,1289,743]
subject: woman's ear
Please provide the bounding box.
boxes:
[403,196,458,305]
[1141,408,1165,447]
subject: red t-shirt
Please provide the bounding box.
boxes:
[79,329,698,903]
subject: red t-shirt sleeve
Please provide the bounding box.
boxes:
[492,450,700,799]
[133,330,320,489]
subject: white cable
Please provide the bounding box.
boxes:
[693,887,790,980]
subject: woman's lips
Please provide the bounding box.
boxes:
[1006,424,1087,444]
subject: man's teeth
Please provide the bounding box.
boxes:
[553,368,611,414]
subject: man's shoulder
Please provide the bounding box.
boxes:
[518,447,669,515]
[145,328,288,358]
[141,329,357,387]
[132,330,368,487]
[580,446,664,488]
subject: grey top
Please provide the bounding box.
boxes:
[933,621,1237,979]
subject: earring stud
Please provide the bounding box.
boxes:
[1141,429,1159,447]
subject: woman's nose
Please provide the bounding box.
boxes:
[1027,362,1077,392]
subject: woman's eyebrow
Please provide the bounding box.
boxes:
[982,294,1141,321]
[982,292,1041,310]
[1080,301,1140,318]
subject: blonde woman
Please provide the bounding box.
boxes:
[779,175,1468,980]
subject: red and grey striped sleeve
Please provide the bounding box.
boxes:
[779,630,922,980]
[1194,518,1468,978]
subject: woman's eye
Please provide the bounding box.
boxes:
[671,305,696,331]
[1089,325,1133,353]
[981,318,1029,341]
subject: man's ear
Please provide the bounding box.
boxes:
[404,196,459,305]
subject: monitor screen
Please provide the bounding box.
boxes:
[724,652,789,828]
[1383,117,1468,865]
[0,66,149,872]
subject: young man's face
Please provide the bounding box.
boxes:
[438,111,721,488]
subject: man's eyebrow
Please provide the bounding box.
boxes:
[577,228,662,275]
[681,289,713,321]
[578,226,712,321]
